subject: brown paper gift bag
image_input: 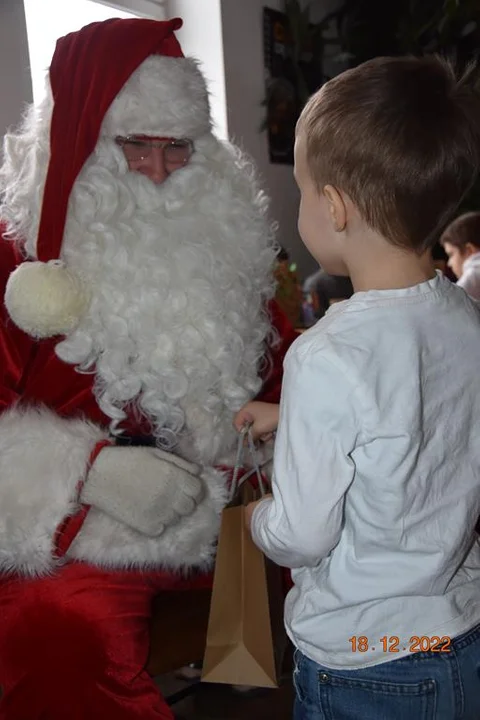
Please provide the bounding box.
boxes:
[201,430,287,688]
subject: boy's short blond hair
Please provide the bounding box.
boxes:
[297,56,480,253]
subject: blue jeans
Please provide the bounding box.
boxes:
[293,623,480,719]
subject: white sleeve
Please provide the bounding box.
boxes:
[457,268,480,301]
[250,344,358,568]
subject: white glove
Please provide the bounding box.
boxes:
[81,445,204,537]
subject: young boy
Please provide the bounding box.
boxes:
[440,212,480,300]
[235,56,480,719]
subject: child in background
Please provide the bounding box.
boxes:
[235,56,480,719]
[440,211,480,300]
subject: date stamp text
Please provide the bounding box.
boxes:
[349,636,451,653]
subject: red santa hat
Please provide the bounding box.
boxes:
[5,17,185,339]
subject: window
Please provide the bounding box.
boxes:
[23,0,137,104]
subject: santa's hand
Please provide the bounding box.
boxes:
[81,446,204,537]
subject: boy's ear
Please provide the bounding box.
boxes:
[323,185,347,232]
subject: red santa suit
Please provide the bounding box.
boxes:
[0,17,297,720]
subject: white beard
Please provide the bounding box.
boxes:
[53,134,277,465]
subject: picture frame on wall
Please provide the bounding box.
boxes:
[262,7,298,166]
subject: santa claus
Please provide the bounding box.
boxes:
[0,16,295,720]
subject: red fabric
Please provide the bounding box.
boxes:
[38,17,184,263]
[53,439,113,558]
[0,564,209,719]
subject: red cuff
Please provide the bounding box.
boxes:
[88,438,112,467]
[53,438,112,558]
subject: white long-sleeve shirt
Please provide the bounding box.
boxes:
[251,273,480,669]
[457,251,480,302]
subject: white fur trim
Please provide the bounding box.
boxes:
[68,467,228,571]
[0,405,228,574]
[0,406,106,576]
[5,261,89,339]
[101,56,211,140]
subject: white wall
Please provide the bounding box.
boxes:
[220,0,313,278]
[167,0,228,139]
[0,0,33,139]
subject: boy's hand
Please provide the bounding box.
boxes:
[234,401,279,442]
[245,495,272,532]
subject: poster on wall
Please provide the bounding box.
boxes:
[262,7,299,166]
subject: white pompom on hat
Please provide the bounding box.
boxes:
[5,261,90,339]
[6,16,185,338]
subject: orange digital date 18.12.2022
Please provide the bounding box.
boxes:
[349,636,451,653]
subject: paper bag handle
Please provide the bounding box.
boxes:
[229,424,269,502]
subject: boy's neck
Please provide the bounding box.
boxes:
[345,231,436,293]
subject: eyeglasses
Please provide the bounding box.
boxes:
[115,135,194,170]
